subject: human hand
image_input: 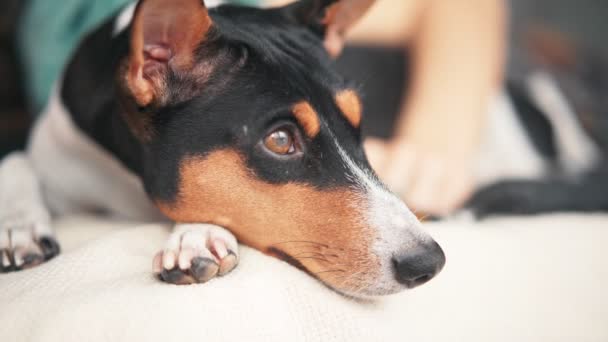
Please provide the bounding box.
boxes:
[364,135,475,217]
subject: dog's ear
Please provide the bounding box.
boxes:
[127,0,212,107]
[285,0,375,58]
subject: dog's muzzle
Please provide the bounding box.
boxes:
[392,240,446,288]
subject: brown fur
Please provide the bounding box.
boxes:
[335,90,362,128]
[293,101,321,138]
[156,149,380,292]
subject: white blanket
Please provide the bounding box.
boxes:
[1,214,607,341]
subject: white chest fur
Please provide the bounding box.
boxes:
[27,85,164,221]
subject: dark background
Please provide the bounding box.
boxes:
[0,0,29,158]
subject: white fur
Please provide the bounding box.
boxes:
[474,92,548,188]
[204,0,226,8]
[27,85,163,221]
[155,223,238,278]
[0,153,53,268]
[333,133,431,295]
[0,153,53,267]
[113,3,136,36]
[0,153,52,233]
[527,71,600,175]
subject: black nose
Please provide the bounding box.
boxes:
[393,240,446,288]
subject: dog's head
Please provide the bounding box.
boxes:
[119,0,445,297]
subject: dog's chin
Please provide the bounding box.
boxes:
[324,282,408,300]
[268,247,413,299]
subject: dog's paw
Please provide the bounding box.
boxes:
[0,222,60,273]
[153,223,239,285]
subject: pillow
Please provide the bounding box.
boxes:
[1,214,607,341]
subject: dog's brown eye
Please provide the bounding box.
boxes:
[264,129,296,155]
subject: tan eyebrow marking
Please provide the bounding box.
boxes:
[336,90,362,128]
[292,101,320,138]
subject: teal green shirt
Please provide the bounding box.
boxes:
[18,0,260,113]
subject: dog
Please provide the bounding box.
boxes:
[465,29,608,217]
[0,0,446,298]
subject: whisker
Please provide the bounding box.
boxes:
[271,240,328,248]
[292,251,331,258]
[335,269,368,289]
[311,269,346,275]
[293,256,329,262]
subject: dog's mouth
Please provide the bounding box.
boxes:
[266,246,370,298]
[266,247,308,272]
[265,235,446,298]
[266,245,406,299]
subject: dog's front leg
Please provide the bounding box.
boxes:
[0,152,60,272]
[153,223,239,284]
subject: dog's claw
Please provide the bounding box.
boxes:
[154,223,239,285]
[0,249,13,272]
[0,229,60,273]
[218,251,238,276]
[39,236,61,260]
[21,253,45,268]
[160,268,194,285]
[191,257,219,282]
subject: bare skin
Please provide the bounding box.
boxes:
[351,0,507,216]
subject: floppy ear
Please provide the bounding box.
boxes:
[127,0,212,107]
[287,0,376,58]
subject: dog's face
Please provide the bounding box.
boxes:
[120,0,445,297]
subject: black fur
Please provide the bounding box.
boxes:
[60,2,608,219]
[334,45,408,139]
[506,80,557,160]
[61,2,376,206]
[468,162,608,218]
[61,12,143,175]
[468,79,608,218]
